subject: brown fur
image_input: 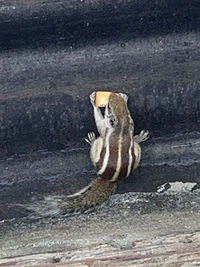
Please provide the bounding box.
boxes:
[98,131,120,180]
[61,177,115,212]
[109,93,132,125]
[58,92,142,213]
[25,92,147,217]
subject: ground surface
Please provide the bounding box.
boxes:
[1,190,200,266]
[0,131,199,266]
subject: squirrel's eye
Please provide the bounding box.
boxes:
[106,104,112,115]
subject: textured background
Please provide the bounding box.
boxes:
[0,1,200,264]
[0,0,200,155]
[0,0,200,209]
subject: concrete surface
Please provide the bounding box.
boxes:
[0,190,200,266]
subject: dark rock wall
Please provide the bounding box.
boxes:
[0,0,200,156]
[0,0,200,50]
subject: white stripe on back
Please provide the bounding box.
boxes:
[97,128,114,175]
[110,125,123,182]
[127,128,134,177]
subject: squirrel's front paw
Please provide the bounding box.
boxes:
[89,92,96,106]
[85,132,96,146]
[134,130,149,143]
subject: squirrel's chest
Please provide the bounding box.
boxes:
[96,128,135,181]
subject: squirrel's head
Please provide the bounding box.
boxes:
[105,92,133,129]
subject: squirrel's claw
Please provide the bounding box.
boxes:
[134,130,149,143]
[85,131,96,145]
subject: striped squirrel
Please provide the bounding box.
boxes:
[54,91,149,213]
[26,91,149,217]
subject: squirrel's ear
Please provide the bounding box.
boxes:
[118,93,128,102]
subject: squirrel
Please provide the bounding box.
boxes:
[52,91,149,214]
[26,91,149,217]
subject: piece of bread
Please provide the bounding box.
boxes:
[95,91,111,107]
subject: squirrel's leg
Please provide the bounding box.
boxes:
[90,137,103,167]
[133,141,142,170]
[85,132,96,146]
[133,130,149,169]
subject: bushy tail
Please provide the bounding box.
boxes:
[62,177,115,213]
[59,177,116,213]
[23,177,116,218]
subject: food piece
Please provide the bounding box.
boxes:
[95,91,111,107]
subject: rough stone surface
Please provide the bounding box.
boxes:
[0,0,200,156]
[0,32,200,157]
[0,132,199,216]
[0,191,200,266]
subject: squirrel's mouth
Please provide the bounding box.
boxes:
[100,107,106,117]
